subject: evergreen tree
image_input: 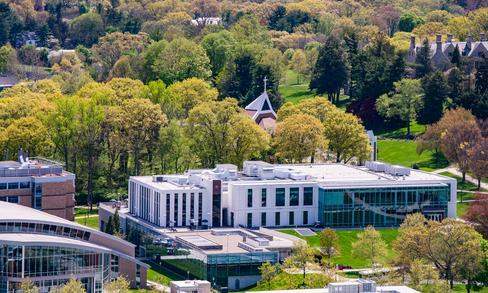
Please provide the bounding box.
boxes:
[475,56,488,95]
[105,216,114,235]
[37,25,49,48]
[451,45,462,68]
[0,3,12,46]
[310,35,348,103]
[415,38,432,78]
[268,6,287,31]
[113,209,120,234]
[448,67,463,105]
[418,71,449,124]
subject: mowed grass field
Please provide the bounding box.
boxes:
[280,229,398,268]
[377,139,448,171]
[74,206,100,230]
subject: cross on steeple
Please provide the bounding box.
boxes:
[263,76,267,93]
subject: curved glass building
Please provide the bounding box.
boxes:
[0,201,147,293]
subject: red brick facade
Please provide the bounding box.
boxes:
[0,179,75,221]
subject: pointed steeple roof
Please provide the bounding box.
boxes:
[245,77,277,122]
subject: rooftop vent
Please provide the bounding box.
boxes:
[152,175,166,182]
[385,165,410,176]
[365,161,387,172]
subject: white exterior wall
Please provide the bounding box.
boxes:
[228,183,318,228]
[128,178,211,227]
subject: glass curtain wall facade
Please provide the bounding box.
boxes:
[159,250,278,290]
[318,185,449,227]
[0,245,114,293]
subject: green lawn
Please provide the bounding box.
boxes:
[75,215,99,230]
[147,267,174,286]
[457,202,469,218]
[377,139,448,171]
[74,206,100,230]
[279,70,315,104]
[453,284,488,293]
[280,229,398,269]
[439,172,486,192]
[376,121,426,139]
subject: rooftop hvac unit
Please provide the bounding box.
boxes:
[365,161,387,172]
[385,165,410,176]
[274,168,291,179]
[152,175,165,182]
[290,172,307,180]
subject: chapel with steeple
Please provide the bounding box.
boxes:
[244,77,278,133]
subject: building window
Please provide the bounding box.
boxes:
[19,182,30,189]
[247,189,253,207]
[174,194,178,227]
[304,187,313,205]
[275,188,285,206]
[0,196,18,203]
[154,192,160,225]
[303,211,308,225]
[166,194,170,227]
[0,183,6,190]
[275,212,280,226]
[289,211,295,225]
[33,183,42,210]
[261,189,267,207]
[8,182,19,189]
[198,193,203,226]
[290,188,299,206]
[182,193,187,226]
[261,212,266,226]
[247,213,252,228]
[190,193,195,223]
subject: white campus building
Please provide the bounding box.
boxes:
[127,161,456,229]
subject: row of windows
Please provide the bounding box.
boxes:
[247,187,314,208]
[0,221,91,241]
[0,181,30,190]
[246,211,309,227]
[132,187,204,227]
[0,196,18,203]
[0,245,109,278]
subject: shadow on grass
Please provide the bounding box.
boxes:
[416,153,449,170]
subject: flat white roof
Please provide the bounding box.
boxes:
[130,175,202,191]
[0,201,136,248]
[130,163,454,191]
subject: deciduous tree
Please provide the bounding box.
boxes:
[285,242,316,286]
[258,262,280,290]
[273,113,327,163]
[394,214,484,288]
[165,78,218,119]
[323,109,371,163]
[352,226,387,268]
[377,79,423,137]
[319,228,340,268]
[60,279,86,293]
[438,109,481,182]
[467,138,488,190]
[104,276,130,293]
[119,98,167,175]
[465,194,488,238]
[151,38,212,84]
[69,12,104,47]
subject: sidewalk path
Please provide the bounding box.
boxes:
[432,166,488,190]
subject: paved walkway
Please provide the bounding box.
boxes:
[433,166,488,190]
